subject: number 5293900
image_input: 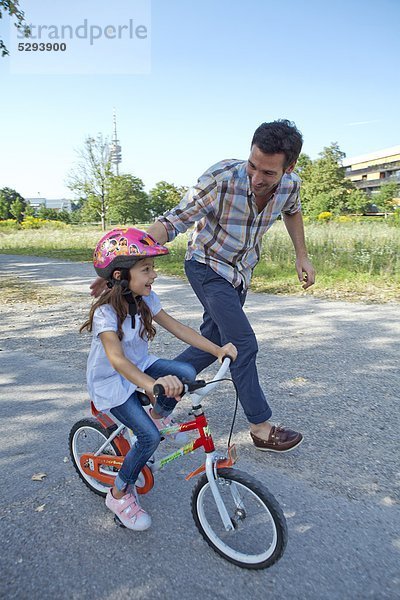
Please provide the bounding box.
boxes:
[18,42,67,52]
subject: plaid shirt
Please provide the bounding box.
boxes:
[158,159,302,289]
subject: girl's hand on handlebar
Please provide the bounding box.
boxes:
[218,343,237,363]
[90,277,108,298]
[152,376,184,400]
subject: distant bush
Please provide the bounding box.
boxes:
[317,211,333,221]
[387,209,400,226]
[20,217,47,229]
[0,219,19,231]
[41,219,69,229]
[20,217,69,230]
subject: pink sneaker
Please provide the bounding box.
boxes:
[105,488,151,531]
[148,409,189,445]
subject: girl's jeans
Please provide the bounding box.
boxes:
[175,259,272,425]
[110,358,196,492]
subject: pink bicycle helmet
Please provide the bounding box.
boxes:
[93,228,168,279]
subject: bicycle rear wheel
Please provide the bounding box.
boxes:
[191,468,287,569]
[69,418,120,497]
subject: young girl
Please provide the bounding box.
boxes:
[81,228,237,532]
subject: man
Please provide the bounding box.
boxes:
[92,119,315,451]
[148,119,316,451]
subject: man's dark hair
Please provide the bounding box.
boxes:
[251,119,303,168]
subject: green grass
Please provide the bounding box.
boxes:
[0,225,101,261]
[1,221,399,302]
[251,221,400,301]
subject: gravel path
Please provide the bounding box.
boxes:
[1,254,399,599]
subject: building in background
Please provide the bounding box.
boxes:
[26,197,72,212]
[343,146,400,202]
[26,197,46,211]
[46,198,72,211]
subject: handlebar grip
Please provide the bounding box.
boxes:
[185,380,207,392]
[153,379,207,398]
[153,383,165,397]
[221,355,233,363]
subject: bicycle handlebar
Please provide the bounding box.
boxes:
[153,380,207,398]
[152,356,232,399]
[193,356,232,398]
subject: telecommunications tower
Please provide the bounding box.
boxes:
[110,109,122,175]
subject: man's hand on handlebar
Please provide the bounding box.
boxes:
[217,343,237,363]
[90,277,108,298]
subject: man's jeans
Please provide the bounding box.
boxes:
[111,358,196,491]
[175,259,272,425]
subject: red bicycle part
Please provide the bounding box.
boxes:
[79,454,154,494]
[185,444,238,481]
[90,402,131,455]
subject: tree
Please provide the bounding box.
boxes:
[24,204,35,217]
[0,187,27,220]
[78,193,103,223]
[71,197,85,212]
[36,206,71,223]
[295,153,313,180]
[148,181,187,218]
[67,135,113,230]
[298,143,368,216]
[69,197,85,223]
[9,198,25,222]
[374,182,399,211]
[108,174,150,225]
[37,206,58,220]
[0,1,30,57]
[56,210,71,224]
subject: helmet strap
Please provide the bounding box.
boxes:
[120,268,141,329]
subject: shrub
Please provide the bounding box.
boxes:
[386,209,400,226]
[41,219,69,229]
[0,219,19,231]
[20,217,70,230]
[20,217,47,229]
[317,211,333,221]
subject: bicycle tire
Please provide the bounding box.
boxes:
[191,467,287,569]
[69,418,121,497]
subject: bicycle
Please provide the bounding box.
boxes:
[69,358,288,569]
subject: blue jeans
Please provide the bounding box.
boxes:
[110,358,196,491]
[175,259,272,425]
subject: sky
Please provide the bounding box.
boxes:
[0,0,399,200]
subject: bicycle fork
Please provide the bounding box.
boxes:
[205,453,235,532]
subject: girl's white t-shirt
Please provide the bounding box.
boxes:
[87,291,162,412]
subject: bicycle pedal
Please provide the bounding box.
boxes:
[114,515,126,529]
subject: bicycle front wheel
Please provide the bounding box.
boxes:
[191,468,287,569]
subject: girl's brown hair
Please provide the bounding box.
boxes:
[80,269,156,341]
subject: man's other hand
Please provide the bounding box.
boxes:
[90,277,108,297]
[295,257,315,290]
